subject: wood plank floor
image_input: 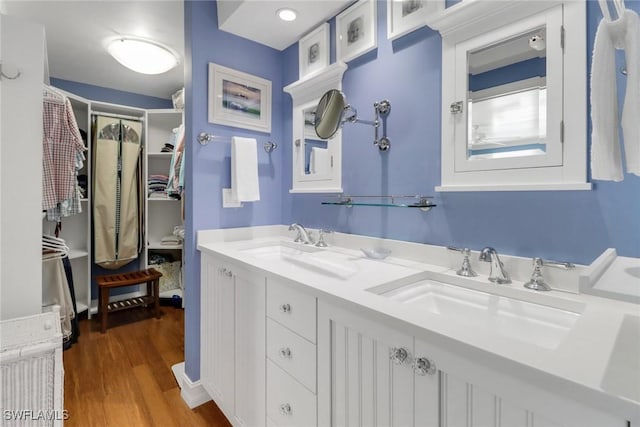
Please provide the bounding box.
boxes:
[62,306,231,427]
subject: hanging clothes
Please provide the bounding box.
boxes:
[167,124,185,199]
[41,234,76,343]
[61,256,80,349]
[92,115,143,269]
[42,86,86,220]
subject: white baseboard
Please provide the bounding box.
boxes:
[171,362,211,409]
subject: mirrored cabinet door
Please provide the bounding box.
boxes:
[453,6,563,172]
[284,62,347,193]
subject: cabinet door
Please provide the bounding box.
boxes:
[318,300,416,427]
[417,337,627,427]
[200,254,235,418]
[234,267,266,427]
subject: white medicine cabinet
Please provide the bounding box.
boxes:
[429,1,590,191]
[284,62,347,193]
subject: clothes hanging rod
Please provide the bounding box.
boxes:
[91,112,144,121]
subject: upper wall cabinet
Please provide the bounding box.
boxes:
[428,1,590,191]
[284,62,347,193]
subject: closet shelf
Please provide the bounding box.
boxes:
[148,196,180,202]
[147,242,183,250]
[68,249,89,260]
[321,195,436,212]
[75,302,89,314]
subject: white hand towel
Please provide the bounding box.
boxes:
[591,16,624,181]
[231,136,260,201]
[310,147,331,175]
[620,10,640,176]
[591,9,640,180]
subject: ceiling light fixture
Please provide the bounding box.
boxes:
[107,37,180,75]
[277,8,297,22]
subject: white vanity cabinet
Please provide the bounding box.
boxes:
[200,253,266,426]
[317,300,626,427]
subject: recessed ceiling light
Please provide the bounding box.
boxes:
[107,37,180,75]
[277,8,297,22]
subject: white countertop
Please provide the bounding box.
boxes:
[197,225,640,422]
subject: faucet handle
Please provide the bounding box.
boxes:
[524,257,551,291]
[446,247,477,277]
[538,258,575,270]
[315,229,333,247]
[524,257,574,292]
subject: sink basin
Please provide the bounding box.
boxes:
[238,241,421,285]
[239,241,322,260]
[374,279,581,350]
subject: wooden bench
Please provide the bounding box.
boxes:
[96,268,162,333]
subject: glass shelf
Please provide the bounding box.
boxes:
[321,196,436,212]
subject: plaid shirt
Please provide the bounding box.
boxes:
[42,96,85,211]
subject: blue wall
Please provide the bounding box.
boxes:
[282,0,640,266]
[51,78,173,109]
[184,0,640,383]
[183,0,285,381]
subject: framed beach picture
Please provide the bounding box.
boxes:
[208,63,272,133]
[299,23,330,79]
[387,0,444,41]
[336,0,377,63]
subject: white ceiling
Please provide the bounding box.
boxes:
[3,0,185,99]
[217,0,352,51]
[2,0,351,100]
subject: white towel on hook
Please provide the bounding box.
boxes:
[620,9,640,176]
[231,136,260,201]
[591,14,625,181]
[591,8,640,180]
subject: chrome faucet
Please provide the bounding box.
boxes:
[479,247,511,284]
[288,223,314,244]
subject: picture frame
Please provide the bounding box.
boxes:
[387,0,444,41]
[299,23,330,79]
[336,0,377,63]
[208,63,272,133]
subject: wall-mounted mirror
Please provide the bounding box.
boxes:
[314,90,345,140]
[433,1,589,191]
[314,89,392,151]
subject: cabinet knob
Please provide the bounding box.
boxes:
[279,303,291,314]
[279,347,292,359]
[413,356,437,376]
[279,403,292,415]
[389,347,411,365]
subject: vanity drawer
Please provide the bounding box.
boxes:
[267,318,316,392]
[267,279,316,343]
[267,359,316,427]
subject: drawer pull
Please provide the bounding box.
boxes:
[279,303,291,314]
[389,347,411,365]
[279,347,292,359]
[220,268,233,277]
[279,403,292,415]
[413,356,437,375]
